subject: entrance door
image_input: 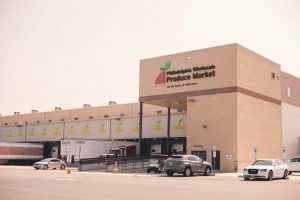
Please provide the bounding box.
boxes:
[191,151,207,161]
[51,146,58,158]
[211,151,220,170]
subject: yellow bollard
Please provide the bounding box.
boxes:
[113,161,119,173]
[66,168,71,174]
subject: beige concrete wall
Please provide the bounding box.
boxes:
[0,103,179,126]
[237,93,282,171]
[140,44,237,97]
[187,93,237,172]
[237,44,281,100]
[44,110,70,122]
[281,72,300,107]
[282,103,300,160]
[69,107,99,121]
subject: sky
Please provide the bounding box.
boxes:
[0,0,299,116]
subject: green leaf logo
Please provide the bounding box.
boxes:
[160,61,171,71]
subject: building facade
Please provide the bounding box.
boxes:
[0,43,299,172]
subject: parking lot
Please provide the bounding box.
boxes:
[0,165,299,200]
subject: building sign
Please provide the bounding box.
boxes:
[155,61,216,88]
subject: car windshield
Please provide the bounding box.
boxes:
[252,160,273,166]
[40,158,51,162]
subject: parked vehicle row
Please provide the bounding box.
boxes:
[33,155,300,181]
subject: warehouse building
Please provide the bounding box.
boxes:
[0,44,299,172]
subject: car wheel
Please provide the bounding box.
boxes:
[43,164,48,170]
[166,171,174,177]
[288,171,292,175]
[35,167,39,170]
[244,177,250,181]
[283,170,288,179]
[146,169,150,173]
[267,170,273,181]
[204,167,211,176]
[60,164,66,170]
[183,167,192,177]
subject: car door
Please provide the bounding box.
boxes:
[273,160,280,178]
[187,156,199,172]
[296,158,300,172]
[288,158,297,172]
[194,155,205,172]
[276,160,285,178]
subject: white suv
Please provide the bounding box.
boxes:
[287,156,300,175]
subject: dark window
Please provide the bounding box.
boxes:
[48,119,52,123]
[36,121,40,123]
[60,118,65,122]
[156,110,162,115]
[89,116,93,120]
[120,113,125,118]
[74,117,78,120]
[4,123,8,126]
[104,115,109,118]
[271,72,275,79]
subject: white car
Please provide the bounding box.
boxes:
[33,158,66,170]
[243,159,288,181]
[287,156,300,175]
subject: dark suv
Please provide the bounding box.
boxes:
[163,155,212,177]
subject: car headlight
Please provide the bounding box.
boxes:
[259,169,267,172]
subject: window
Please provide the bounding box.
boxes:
[60,118,65,122]
[104,115,109,119]
[156,110,162,115]
[36,121,40,123]
[74,117,78,120]
[188,156,196,161]
[48,119,52,123]
[120,113,125,118]
[288,87,292,97]
[271,72,275,79]
[4,123,8,126]
[89,116,93,120]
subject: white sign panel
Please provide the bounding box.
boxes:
[26,123,64,142]
[111,117,140,139]
[64,119,110,139]
[0,126,26,142]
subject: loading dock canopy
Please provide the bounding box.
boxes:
[141,98,187,111]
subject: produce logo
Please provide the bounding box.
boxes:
[67,126,75,135]
[173,118,184,130]
[40,128,48,136]
[132,122,140,132]
[97,123,106,134]
[114,121,124,133]
[82,125,90,135]
[154,60,216,88]
[29,128,35,137]
[53,127,61,136]
[17,128,24,137]
[6,129,13,138]
[155,61,171,85]
[152,120,163,131]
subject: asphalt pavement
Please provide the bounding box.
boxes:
[0,166,299,200]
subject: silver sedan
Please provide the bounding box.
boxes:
[33,158,66,170]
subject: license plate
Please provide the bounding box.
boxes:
[250,174,256,177]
